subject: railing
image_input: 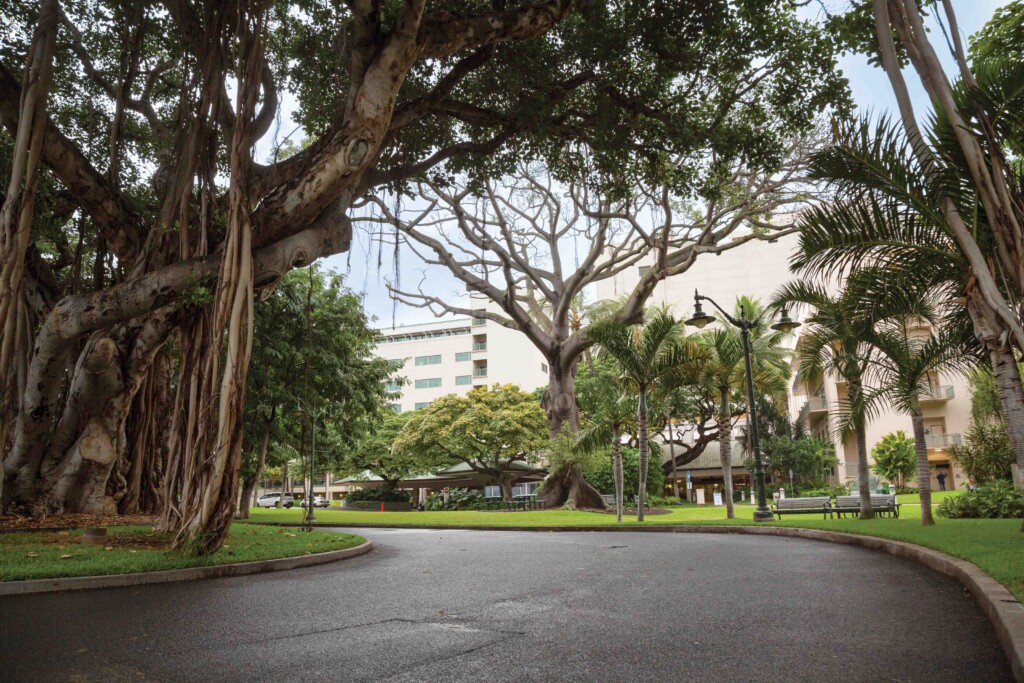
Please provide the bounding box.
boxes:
[920,385,954,401]
[925,433,962,449]
[472,316,487,326]
[473,342,487,351]
[805,396,828,412]
[474,368,488,377]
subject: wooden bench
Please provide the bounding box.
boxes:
[770,496,832,520]
[832,494,901,518]
[601,494,617,508]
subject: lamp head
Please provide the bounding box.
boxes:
[292,402,304,418]
[771,306,801,333]
[685,291,715,329]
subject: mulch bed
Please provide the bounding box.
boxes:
[30,530,169,549]
[0,513,159,532]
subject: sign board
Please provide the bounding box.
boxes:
[713,491,723,507]
[695,489,705,505]
[442,487,449,504]
[686,471,692,490]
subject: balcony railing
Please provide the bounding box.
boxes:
[472,315,487,326]
[474,368,488,377]
[920,385,954,401]
[805,396,828,413]
[473,342,488,351]
[925,433,962,449]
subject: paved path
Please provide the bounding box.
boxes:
[0,528,1012,682]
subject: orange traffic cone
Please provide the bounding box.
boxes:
[380,501,385,512]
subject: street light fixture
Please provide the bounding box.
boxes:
[684,289,800,522]
[292,400,334,529]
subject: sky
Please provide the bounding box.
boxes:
[283,2,1012,330]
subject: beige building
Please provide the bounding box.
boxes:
[596,234,972,491]
[375,295,549,414]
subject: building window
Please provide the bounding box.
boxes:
[638,265,651,277]
[456,375,472,386]
[415,377,442,389]
[389,404,401,413]
[484,485,501,498]
[513,482,539,497]
[541,363,548,373]
[472,311,487,326]
[415,354,441,366]
[473,341,487,351]
[384,381,402,392]
[455,351,471,362]
[415,402,432,410]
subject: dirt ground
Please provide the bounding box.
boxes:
[0,513,159,532]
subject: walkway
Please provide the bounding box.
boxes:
[0,528,1012,681]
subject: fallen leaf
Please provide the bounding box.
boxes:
[128,549,137,554]
[26,552,38,558]
[223,545,230,549]
[104,546,113,551]
[303,551,311,555]
[60,554,72,559]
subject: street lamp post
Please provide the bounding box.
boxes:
[293,401,333,530]
[684,290,800,522]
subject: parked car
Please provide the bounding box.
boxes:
[310,495,329,508]
[255,492,294,508]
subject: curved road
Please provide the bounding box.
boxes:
[0,528,1012,682]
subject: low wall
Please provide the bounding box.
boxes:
[341,500,413,512]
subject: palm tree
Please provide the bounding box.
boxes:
[575,385,638,522]
[696,296,790,519]
[772,282,881,519]
[797,114,1024,525]
[867,321,974,525]
[588,311,700,521]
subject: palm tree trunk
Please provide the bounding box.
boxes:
[719,389,735,519]
[668,417,680,499]
[910,402,934,526]
[849,376,874,519]
[613,424,623,523]
[637,386,649,522]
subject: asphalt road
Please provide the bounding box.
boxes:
[0,528,1012,682]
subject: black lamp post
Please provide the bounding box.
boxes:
[293,401,333,529]
[685,290,800,522]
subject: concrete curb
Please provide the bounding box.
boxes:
[0,540,373,597]
[289,522,1023,680]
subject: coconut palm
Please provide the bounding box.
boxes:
[696,296,790,519]
[588,311,701,521]
[867,321,974,525]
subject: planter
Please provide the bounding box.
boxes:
[341,500,413,512]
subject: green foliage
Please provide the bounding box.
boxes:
[800,483,853,498]
[338,411,447,486]
[584,446,664,498]
[393,384,548,475]
[422,488,484,511]
[950,421,1016,484]
[753,435,838,494]
[870,432,917,487]
[343,487,413,504]
[936,481,1024,519]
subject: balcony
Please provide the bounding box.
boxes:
[920,385,954,402]
[805,396,828,413]
[473,341,488,351]
[925,433,962,449]
[472,313,487,326]
[474,367,488,378]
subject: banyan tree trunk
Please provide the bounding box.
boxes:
[238,419,272,519]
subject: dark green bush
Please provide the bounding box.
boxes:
[585,447,665,498]
[343,487,413,503]
[800,483,851,498]
[936,481,1023,519]
[422,488,484,511]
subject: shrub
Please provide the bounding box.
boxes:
[645,495,683,508]
[949,421,1015,484]
[870,431,916,487]
[799,483,851,498]
[584,446,665,498]
[936,481,1023,519]
[343,487,413,503]
[422,488,485,511]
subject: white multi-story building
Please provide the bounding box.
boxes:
[596,234,974,492]
[375,295,549,413]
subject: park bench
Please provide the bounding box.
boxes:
[832,494,901,518]
[601,494,617,508]
[770,496,832,520]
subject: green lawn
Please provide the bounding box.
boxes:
[246,499,1024,601]
[0,523,365,582]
